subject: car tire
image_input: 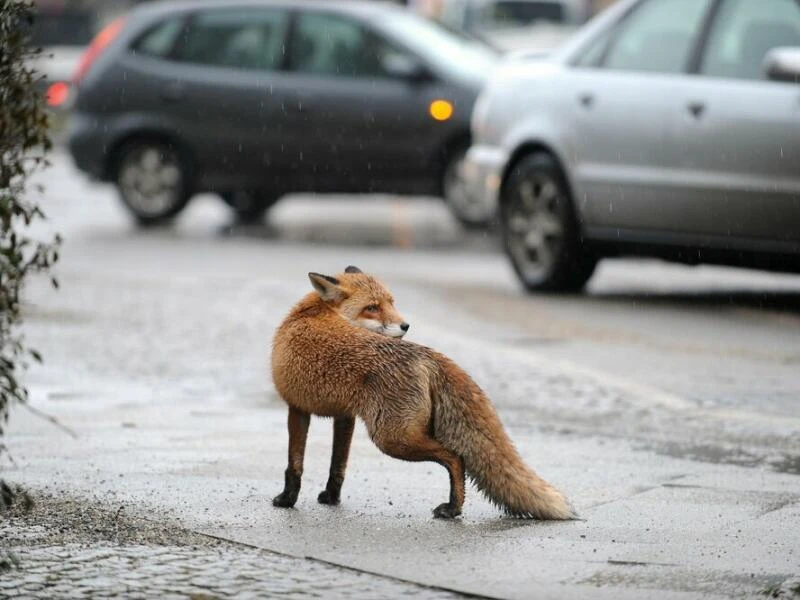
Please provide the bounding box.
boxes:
[442,146,491,229]
[221,190,281,224]
[501,152,596,293]
[114,139,191,226]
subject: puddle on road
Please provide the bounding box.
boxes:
[641,441,800,475]
[580,566,790,599]
[22,304,91,325]
[770,454,800,476]
[47,390,97,402]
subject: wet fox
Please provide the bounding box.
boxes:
[270,266,574,519]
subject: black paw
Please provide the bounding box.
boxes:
[272,491,297,508]
[432,503,461,519]
[317,490,340,505]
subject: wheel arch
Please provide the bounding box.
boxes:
[501,141,573,202]
[499,140,590,229]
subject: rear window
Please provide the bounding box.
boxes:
[172,8,289,71]
[131,17,184,58]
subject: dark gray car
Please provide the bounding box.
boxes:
[68,0,497,225]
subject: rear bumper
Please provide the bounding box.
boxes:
[462,144,507,217]
[67,112,111,180]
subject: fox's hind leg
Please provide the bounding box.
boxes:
[318,416,355,506]
[378,432,465,519]
[273,406,310,508]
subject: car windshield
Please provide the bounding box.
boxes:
[380,12,498,84]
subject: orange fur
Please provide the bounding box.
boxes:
[271,267,574,519]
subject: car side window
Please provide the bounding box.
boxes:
[601,0,713,74]
[573,26,614,68]
[174,9,288,71]
[289,12,401,78]
[131,17,184,58]
[701,0,800,80]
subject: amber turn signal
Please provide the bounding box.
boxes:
[429,99,454,121]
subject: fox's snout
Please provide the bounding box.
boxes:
[379,321,410,338]
[357,310,409,338]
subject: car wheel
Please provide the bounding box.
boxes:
[114,140,190,226]
[442,146,490,229]
[221,190,280,224]
[501,153,596,293]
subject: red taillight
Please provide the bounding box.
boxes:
[73,16,126,85]
[46,81,70,107]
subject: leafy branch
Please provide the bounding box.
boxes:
[1,0,62,507]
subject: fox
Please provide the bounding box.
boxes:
[270,266,574,520]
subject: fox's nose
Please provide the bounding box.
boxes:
[400,322,410,332]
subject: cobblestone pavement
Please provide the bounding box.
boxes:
[2,543,467,599]
[0,497,467,600]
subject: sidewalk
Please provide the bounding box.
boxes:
[5,377,798,599]
[4,269,798,599]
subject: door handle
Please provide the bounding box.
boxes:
[160,81,185,102]
[578,92,595,108]
[687,101,706,119]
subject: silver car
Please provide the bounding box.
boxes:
[465,0,800,291]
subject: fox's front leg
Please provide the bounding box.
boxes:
[273,406,310,508]
[318,416,355,505]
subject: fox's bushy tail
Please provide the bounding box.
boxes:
[431,356,575,520]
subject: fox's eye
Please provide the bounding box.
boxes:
[364,304,379,313]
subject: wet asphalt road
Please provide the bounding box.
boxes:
[4,150,800,598]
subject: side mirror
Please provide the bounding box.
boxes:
[382,53,431,83]
[763,47,800,83]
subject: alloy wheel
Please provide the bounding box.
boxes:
[505,173,565,281]
[118,145,183,218]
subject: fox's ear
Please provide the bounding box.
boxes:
[309,272,346,302]
[344,265,362,274]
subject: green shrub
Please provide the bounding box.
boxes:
[1,0,61,509]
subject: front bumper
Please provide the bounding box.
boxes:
[462,144,508,218]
